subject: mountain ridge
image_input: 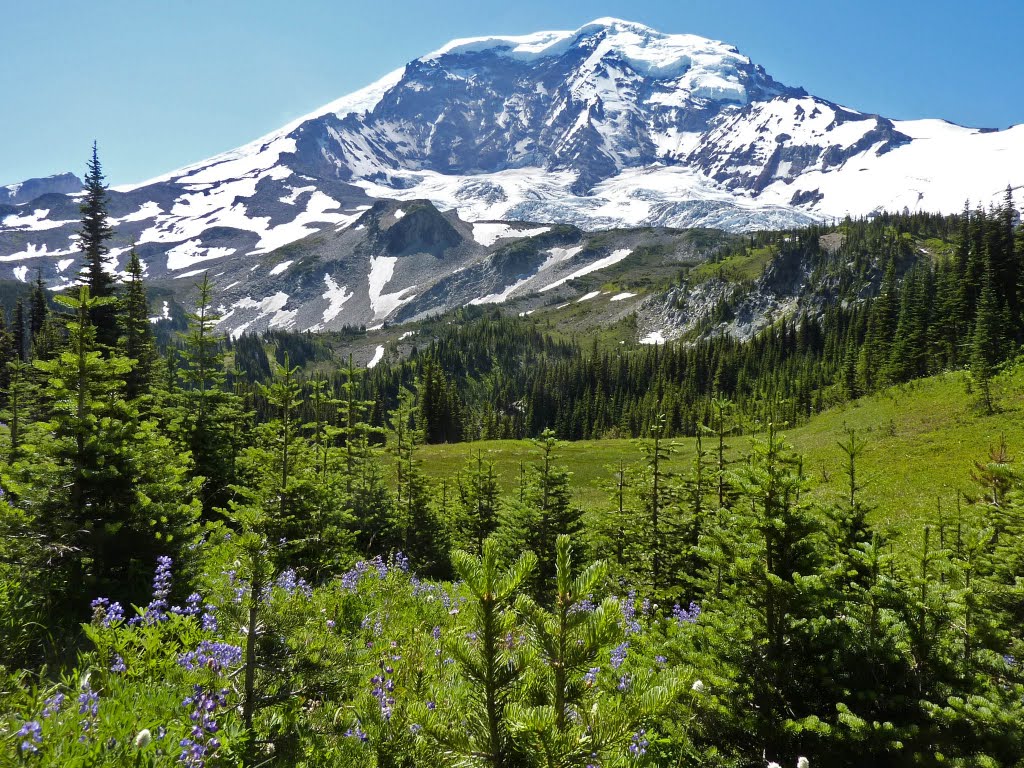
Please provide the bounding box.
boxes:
[1,17,1021,336]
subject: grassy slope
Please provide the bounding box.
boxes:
[414,364,1024,541]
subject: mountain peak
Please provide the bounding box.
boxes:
[423,18,746,81]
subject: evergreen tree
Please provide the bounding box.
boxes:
[178,274,243,516]
[9,286,201,618]
[457,450,501,557]
[497,429,582,600]
[389,388,447,575]
[426,540,536,768]
[77,142,119,347]
[118,249,157,401]
[970,269,1003,414]
[12,299,26,362]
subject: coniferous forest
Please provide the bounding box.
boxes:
[3,152,1024,768]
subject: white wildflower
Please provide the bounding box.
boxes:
[134,729,152,749]
[691,679,705,693]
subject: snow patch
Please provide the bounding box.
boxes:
[610,292,636,301]
[321,274,353,323]
[13,266,29,282]
[269,260,294,276]
[540,248,632,292]
[148,300,171,324]
[471,222,551,246]
[166,239,236,271]
[640,330,666,345]
[368,255,416,319]
[577,290,601,302]
[367,345,385,369]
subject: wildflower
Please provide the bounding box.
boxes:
[569,595,596,615]
[78,684,99,740]
[181,592,203,616]
[628,729,649,756]
[111,654,127,674]
[90,597,125,627]
[138,556,174,624]
[275,568,312,597]
[610,641,628,670]
[432,625,441,640]
[621,590,641,634]
[135,728,152,748]
[78,687,99,717]
[410,723,422,734]
[344,724,369,742]
[326,619,336,629]
[17,720,42,753]
[393,551,410,572]
[42,693,65,719]
[692,679,705,693]
[617,674,631,691]
[767,763,782,768]
[178,641,243,672]
[201,607,218,633]
[672,601,701,625]
[797,758,810,768]
[584,667,600,685]
[655,655,667,665]
[180,685,229,767]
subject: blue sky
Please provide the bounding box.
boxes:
[2,0,1021,187]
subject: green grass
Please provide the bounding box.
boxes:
[689,245,776,284]
[412,364,1024,542]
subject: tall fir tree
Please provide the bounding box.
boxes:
[77,142,119,348]
[118,249,157,402]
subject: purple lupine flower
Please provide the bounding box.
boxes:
[621,591,640,635]
[180,685,229,767]
[431,625,441,640]
[178,641,243,672]
[569,595,597,615]
[110,654,126,674]
[201,606,218,633]
[628,729,649,756]
[78,685,99,740]
[410,723,422,734]
[672,601,701,625]
[426,700,436,711]
[392,551,410,572]
[344,725,369,742]
[17,720,42,753]
[181,593,203,616]
[584,667,600,685]
[42,693,65,719]
[655,655,667,665]
[610,642,628,670]
[617,674,632,691]
[78,687,99,717]
[326,619,336,629]
[90,597,124,627]
[137,556,174,624]
[275,568,312,597]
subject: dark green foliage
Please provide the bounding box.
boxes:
[496,430,583,599]
[77,143,119,347]
[119,249,157,401]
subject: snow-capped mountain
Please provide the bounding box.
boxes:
[1,17,1022,334]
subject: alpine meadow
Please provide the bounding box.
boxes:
[3,12,1024,768]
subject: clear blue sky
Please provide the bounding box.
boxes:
[2,0,1021,187]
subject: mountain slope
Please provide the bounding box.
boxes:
[1,17,1021,332]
